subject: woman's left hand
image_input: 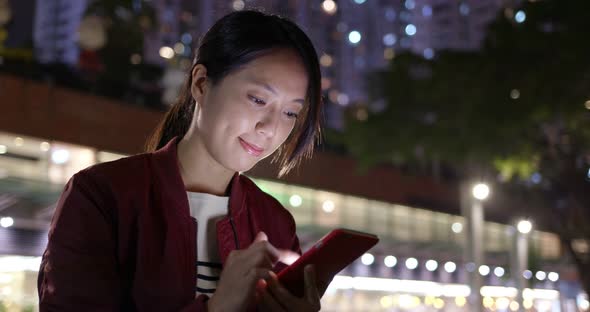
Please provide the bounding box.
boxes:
[258,265,322,312]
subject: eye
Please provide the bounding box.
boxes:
[284,111,299,119]
[248,95,266,105]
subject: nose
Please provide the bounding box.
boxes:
[255,110,279,139]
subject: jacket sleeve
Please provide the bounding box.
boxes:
[37,172,209,312]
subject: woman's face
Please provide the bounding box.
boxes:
[191,49,308,173]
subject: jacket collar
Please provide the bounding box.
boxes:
[150,136,247,219]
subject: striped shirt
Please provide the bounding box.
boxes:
[186,191,229,297]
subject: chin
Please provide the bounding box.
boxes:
[223,159,258,174]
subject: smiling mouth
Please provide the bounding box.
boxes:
[239,138,264,157]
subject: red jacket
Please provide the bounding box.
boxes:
[38,137,301,311]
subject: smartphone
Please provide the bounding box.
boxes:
[277,228,379,297]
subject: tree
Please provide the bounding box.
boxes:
[332,0,590,295]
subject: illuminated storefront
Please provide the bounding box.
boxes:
[0,131,586,311]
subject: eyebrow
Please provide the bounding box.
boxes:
[249,79,305,105]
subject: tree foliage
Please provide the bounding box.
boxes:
[332,0,590,293]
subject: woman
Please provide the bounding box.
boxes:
[38,10,327,312]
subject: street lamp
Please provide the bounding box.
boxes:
[461,181,491,312]
[513,219,533,312]
[517,220,532,234]
[472,183,490,200]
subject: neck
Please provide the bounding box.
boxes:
[177,133,235,196]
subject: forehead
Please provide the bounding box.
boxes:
[230,50,309,94]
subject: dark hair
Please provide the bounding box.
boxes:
[145,10,323,177]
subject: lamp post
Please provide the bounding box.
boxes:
[513,219,532,312]
[461,182,490,312]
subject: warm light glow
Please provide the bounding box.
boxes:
[289,195,302,207]
[517,220,533,234]
[361,253,375,266]
[159,46,174,59]
[322,200,335,213]
[451,222,463,233]
[40,142,51,152]
[130,53,142,65]
[51,149,70,165]
[480,286,518,298]
[483,296,494,308]
[497,297,510,310]
[523,299,533,309]
[399,294,421,309]
[455,296,467,307]
[321,77,331,90]
[406,258,418,270]
[321,0,337,14]
[529,288,559,300]
[580,298,590,310]
[0,273,12,284]
[14,137,24,146]
[510,301,520,311]
[585,100,590,110]
[479,265,490,276]
[433,298,445,309]
[384,48,395,60]
[384,255,397,268]
[327,276,557,300]
[232,0,245,11]
[0,256,42,272]
[380,295,394,308]
[0,217,14,228]
[320,54,333,67]
[472,183,490,200]
[444,261,457,273]
[325,275,471,297]
[425,260,438,272]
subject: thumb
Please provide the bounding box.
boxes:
[254,231,268,242]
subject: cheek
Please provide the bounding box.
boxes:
[272,122,297,149]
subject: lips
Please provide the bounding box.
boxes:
[239,138,264,157]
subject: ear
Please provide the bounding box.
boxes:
[190,64,208,103]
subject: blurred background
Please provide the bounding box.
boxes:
[1,0,589,311]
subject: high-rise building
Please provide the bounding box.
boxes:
[33,0,88,65]
[183,0,505,129]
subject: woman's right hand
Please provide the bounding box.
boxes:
[207,231,300,312]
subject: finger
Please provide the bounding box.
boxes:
[255,279,267,304]
[304,265,321,309]
[246,268,273,287]
[246,246,275,269]
[277,249,300,266]
[266,271,301,307]
[252,235,299,266]
[251,239,282,265]
[259,287,287,312]
[254,231,268,242]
